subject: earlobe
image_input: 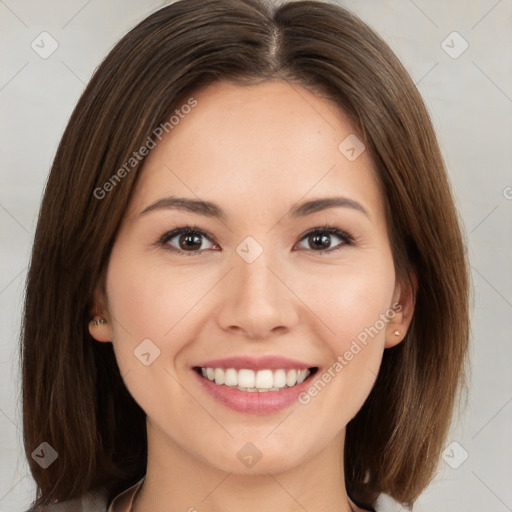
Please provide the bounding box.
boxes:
[88,285,113,342]
[385,269,417,348]
[88,315,113,342]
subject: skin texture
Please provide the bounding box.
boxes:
[89,80,415,512]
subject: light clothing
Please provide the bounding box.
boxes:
[37,476,406,511]
[107,478,144,512]
[105,477,385,512]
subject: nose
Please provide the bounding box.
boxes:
[216,247,299,340]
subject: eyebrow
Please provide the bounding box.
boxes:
[140,195,369,219]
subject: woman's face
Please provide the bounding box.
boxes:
[93,80,410,475]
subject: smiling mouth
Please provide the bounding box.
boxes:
[193,366,319,392]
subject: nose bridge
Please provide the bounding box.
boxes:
[235,240,282,310]
[237,247,276,299]
[218,238,298,338]
[234,232,276,285]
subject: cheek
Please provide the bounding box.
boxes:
[104,247,220,366]
[306,257,396,343]
[103,249,204,413]
[298,257,396,404]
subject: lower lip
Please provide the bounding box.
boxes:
[192,369,316,415]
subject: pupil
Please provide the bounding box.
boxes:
[180,234,201,250]
[311,234,330,249]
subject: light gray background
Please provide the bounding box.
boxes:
[1,1,511,511]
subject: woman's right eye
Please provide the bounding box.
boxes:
[158,226,217,256]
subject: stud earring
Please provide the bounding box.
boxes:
[90,316,107,326]
[394,330,401,336]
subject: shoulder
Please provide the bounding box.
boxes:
[350,492,407,512]
[33,477,143,512]
[373,493,410,512]
[35,488,109,512]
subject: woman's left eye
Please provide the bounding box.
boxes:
[295,226,354,253]
[157,225,353,256]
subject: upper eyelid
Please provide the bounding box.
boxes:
[295,227,354,250]
[159,226,218,248]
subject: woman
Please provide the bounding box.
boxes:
[21,0,470,511]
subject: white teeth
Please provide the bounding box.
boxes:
[224,368,238,386]
[238,369,255,388]
[273,369,287,388]
[255,369,273,389]
[199,367,312,391]
[214,368,225,385]
[286,369,297,387]
[296,369,309,384]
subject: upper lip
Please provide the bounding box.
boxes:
[194,355,317,371]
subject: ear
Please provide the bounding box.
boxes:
[385,268,417,348]
[88,282,113,343]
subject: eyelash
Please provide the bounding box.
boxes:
[155,223,355,256]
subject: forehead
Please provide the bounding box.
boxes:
[126,80,385,223]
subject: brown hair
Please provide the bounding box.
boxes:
[21,0,470,509]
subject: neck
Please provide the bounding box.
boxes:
[132,420,359,512]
